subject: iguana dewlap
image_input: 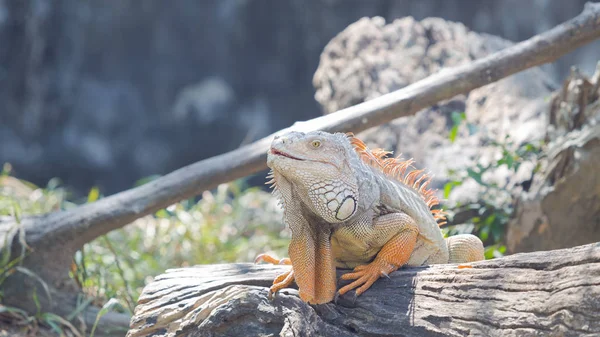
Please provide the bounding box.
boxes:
[256,131,484,304]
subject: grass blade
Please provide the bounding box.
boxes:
[15,266,53,305]
[89,298,122,337]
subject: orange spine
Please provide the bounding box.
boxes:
[346,133,447,226]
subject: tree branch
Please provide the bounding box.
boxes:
[17,2,599,250]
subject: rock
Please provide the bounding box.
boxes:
[313,16,557,206]
[312,16,600,253]
[506,64,600,253]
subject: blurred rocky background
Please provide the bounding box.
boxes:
[1,0,599,196]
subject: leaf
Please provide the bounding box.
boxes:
[443,181,462,199]
[1,163,11,176]
[44,318,64,335]
[449,125,459,143]
[90,298,123,337]
[15,267,52,306]
[466,168,484,185]
[484,214,496,226]
[492,247,505,259]
[135,174,162,187]
[67,296,94,321]
[155,209,169,218]
[10,200,22,224]
[41,312,83,337]
[505,154,514,169]
[476,163,490,173]
[0,226,17,271]
[0,255,25,282]
[0,304,28,317]
[514,162,522,173]
[479,226,489,242]
[32,288,41,314]
[451,111,466,125]
[442,184,452,200]
[87,187,100,203]
[484,245,504,260]
[448,111,466,143]
[491,222,504,241]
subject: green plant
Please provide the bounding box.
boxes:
[1,166,290,334]
[0,238,81,336]
[442,113,544,259]
[70,179,288,314]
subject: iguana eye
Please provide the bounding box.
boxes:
[311,140,321,148]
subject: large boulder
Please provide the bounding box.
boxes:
[506,65,600,253]
[313,16,556,206]
[312,15,600,253]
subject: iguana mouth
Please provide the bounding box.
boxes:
[270,148,305,161]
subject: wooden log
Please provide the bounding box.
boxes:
[127,242,600,337]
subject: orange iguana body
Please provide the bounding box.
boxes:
[257,131,484,304]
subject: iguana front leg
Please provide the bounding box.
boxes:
[257,175,337,304]
[338,212,418,297]
[256,221,336,304]
[288,218,337,304]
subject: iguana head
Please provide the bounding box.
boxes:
[267,131,360,223]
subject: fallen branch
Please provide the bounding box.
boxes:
[127,242,600,337]
[2,2,600,333]
[21,2,600,250]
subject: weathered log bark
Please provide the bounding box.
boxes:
[127,242,600,337]
[2,3,600,334]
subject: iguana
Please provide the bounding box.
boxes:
[256,131,484,304]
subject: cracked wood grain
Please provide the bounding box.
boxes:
[127,243,600,337]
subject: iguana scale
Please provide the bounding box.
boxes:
[256,131,484,304]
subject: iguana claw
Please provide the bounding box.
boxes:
[254,253,291,265]
[255,253,295,301]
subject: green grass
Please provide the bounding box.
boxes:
[0,165,289,316]
[74,182,289,312]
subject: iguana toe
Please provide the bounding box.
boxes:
[255,253,291,265]
[268,269,295,300]
[338,260,393,297]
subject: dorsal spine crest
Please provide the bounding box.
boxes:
[346,133,447,226]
